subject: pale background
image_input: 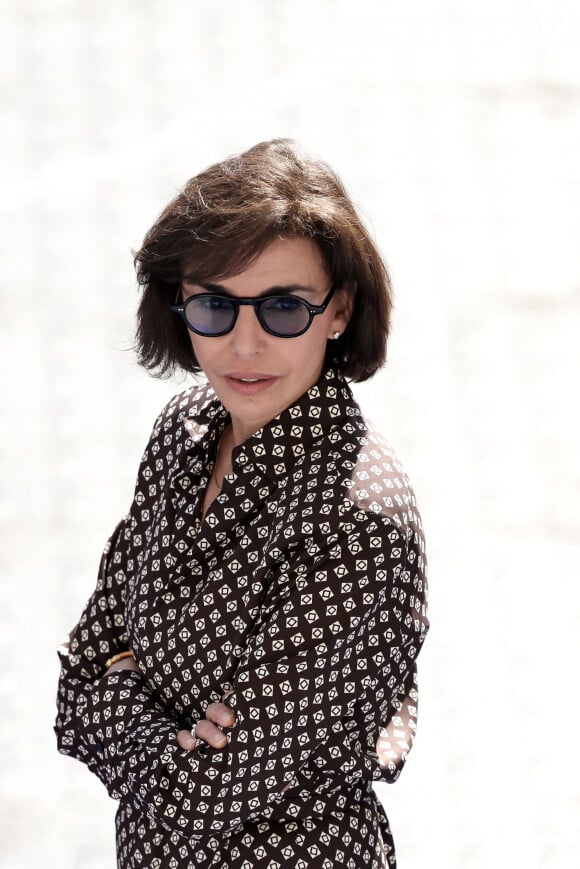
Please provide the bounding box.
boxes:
[1,1,579,867]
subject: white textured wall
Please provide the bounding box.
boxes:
[1,1,579,866]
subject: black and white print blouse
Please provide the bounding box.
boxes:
[55,367,429,868]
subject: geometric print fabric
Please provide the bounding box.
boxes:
[55,367,429,868]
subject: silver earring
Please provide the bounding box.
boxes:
[332,331,341,340]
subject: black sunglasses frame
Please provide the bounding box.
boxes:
[170,285,337,338]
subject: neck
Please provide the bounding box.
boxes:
[230,413,272,446]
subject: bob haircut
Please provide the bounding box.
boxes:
[134,138,392,382]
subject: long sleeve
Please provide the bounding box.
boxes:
[294,657,420,799]
[54,401,187,782]
[54,517,135,784]
[75,510,428,841]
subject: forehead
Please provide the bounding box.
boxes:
[183,237,328,289]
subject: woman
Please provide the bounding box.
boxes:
[55,139,429,868]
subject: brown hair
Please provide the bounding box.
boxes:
[134,138,392,382]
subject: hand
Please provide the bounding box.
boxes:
[104,653,140,676]
[177,699,236,752]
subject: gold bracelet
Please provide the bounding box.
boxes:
[105,650,134,668]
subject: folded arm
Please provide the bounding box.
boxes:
[60,515,427,841]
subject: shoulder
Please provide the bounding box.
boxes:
[136,380,221,478]
[151,380,219,439]
[327,412,424,550]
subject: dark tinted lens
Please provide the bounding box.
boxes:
[185,295,236,335]
[260,296,310,336]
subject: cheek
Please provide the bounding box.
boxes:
[288,327,330,370]
[303,317,333,353]
[189,335,214,365]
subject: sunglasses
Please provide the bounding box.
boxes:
[170,286,336,338]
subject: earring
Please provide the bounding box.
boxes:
[332,331,341,340]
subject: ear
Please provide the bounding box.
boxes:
[328,286,353,339]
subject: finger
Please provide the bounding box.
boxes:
[204,701,236,728]
[177,729,197,751]
[195,718,229,749]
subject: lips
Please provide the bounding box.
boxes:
[223,372,279,396]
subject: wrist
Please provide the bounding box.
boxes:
[104,651,139,676]
[105,650,134,668]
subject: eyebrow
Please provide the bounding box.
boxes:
[180,279,320,298]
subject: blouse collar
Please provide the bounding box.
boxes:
[184,368,362,483]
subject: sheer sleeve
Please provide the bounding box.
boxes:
[376,662,419,780]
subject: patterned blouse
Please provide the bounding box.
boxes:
[55,367,429,868]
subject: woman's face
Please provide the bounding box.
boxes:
[181,237,350,444]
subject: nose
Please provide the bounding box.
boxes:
[230,304,266,357]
